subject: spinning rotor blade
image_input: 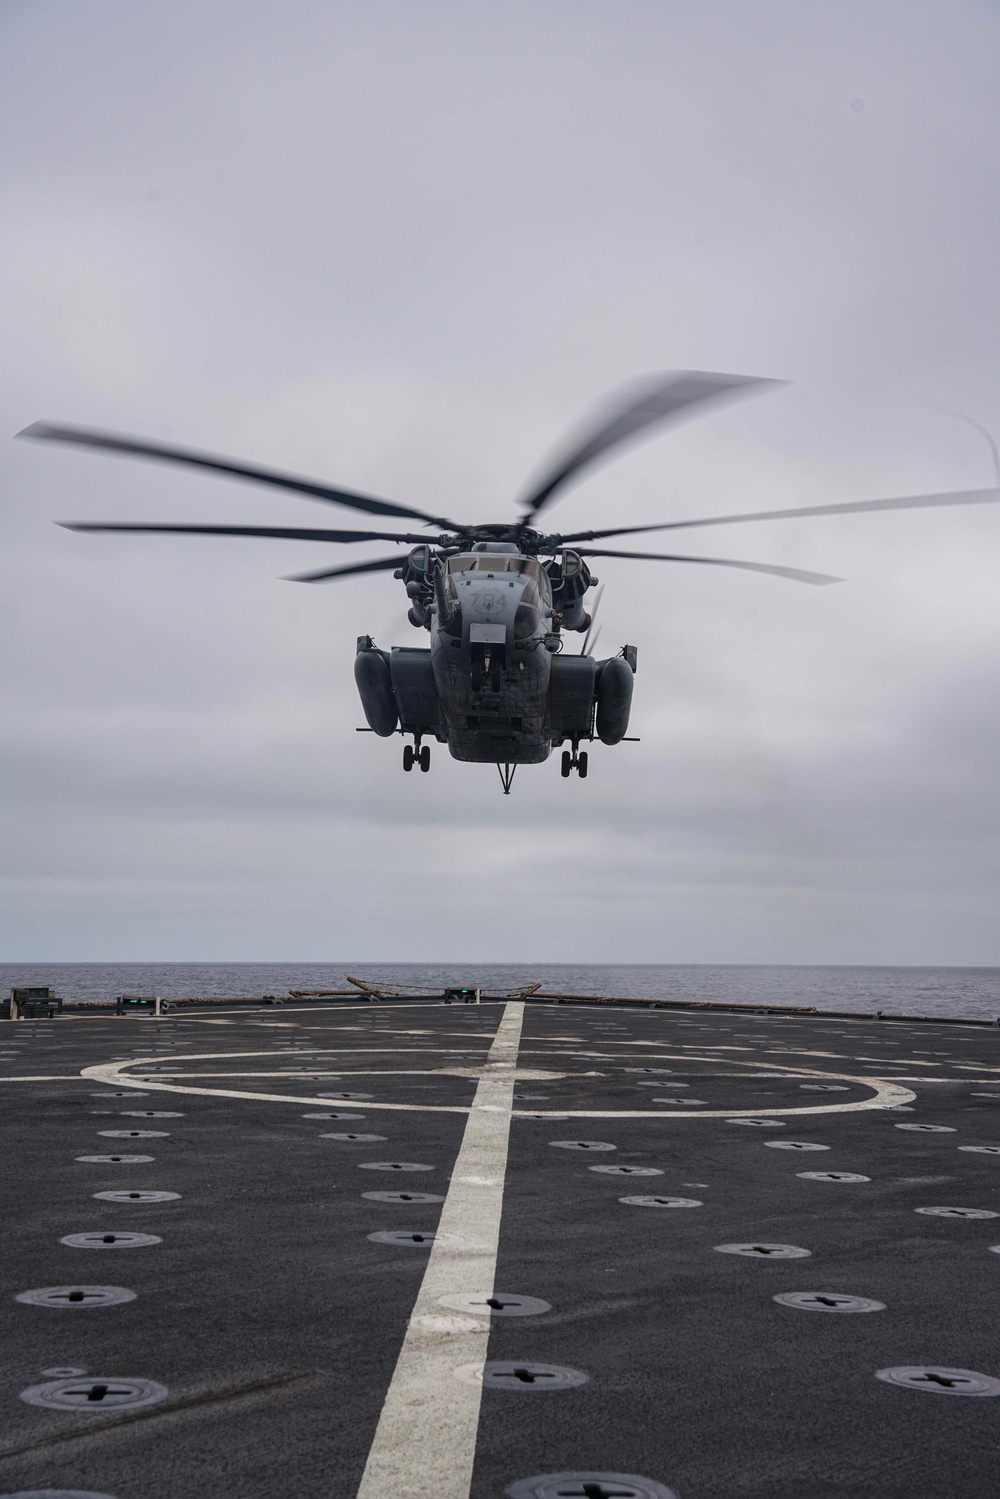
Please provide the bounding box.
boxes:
[557,486,1000,544]
[60,522,433,544]
[573,546,840,586]
[579,584,604,656]
[286,552,412,584]
[19,421,456,527]
[518,370,779,519]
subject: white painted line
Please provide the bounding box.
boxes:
[114,1068,551,1081]
[79,1047,915,1116]
[0,1075,76,1083]
[354,1000,524,1499]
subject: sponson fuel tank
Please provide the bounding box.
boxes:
[354,639,397,737]
[595,654,635,745]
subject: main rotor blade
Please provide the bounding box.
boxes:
[573,546,840,586]
[19,421,457,527]
[286,552,412,584]
[579,583,604,655]
[583,623,603,657]
[517,370,780,519]
[556,486,1000,544]
[60,522,432,544]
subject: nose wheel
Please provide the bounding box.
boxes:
[560,748,589,779]
[403,742,431,773]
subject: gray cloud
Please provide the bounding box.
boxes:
[2,0,999,961]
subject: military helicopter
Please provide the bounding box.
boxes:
[19,370,1000,793]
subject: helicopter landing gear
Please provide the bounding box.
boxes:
[561,745,589,779]
[403,740,431,773]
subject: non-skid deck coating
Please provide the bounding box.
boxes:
[3,1000,1000,1499]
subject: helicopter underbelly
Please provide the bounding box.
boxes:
[435,642,551,763]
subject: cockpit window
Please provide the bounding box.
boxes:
[444,552,550,605]
[446,554,544,575]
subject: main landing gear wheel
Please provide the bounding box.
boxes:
[561,748,589,779]
[419,745,431,772]
[402,744,414,772]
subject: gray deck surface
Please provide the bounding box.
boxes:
[3,999,1000,1499]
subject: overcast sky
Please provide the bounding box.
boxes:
[2,0,999,964]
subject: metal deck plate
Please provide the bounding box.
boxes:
[4,999,1000,1497]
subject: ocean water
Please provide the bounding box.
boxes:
[2,962,999,1021]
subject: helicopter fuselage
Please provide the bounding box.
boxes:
[354,543,636,776]
[433,549,554,763]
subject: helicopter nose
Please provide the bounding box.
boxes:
[454,576,523,653]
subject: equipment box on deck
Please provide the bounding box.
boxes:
[7,987,63,1019]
